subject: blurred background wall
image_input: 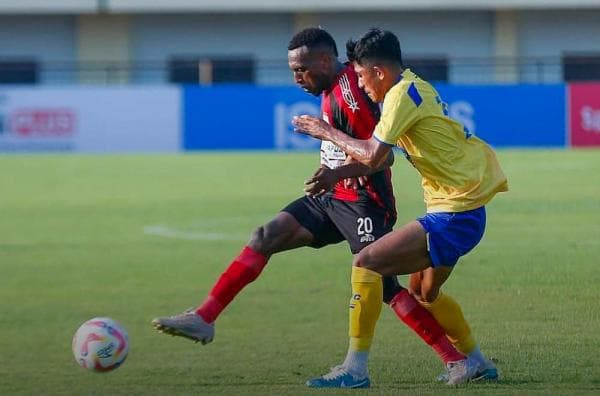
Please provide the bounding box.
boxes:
[1,0,599,151]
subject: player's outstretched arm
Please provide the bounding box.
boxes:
[293,115,390,169]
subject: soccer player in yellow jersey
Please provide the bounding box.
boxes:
[293,28,508,383]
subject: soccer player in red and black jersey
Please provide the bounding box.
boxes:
[152,27,468,388]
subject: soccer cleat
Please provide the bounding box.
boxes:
[437,358,499,383]
[445,358,480,385]
[306,365,370,389]
[151,309,214,344]
[436,371,448,383]
[471,359,499,382]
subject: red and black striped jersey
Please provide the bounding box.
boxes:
[320,63,396,215]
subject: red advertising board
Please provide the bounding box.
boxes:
[569,83,600,147]
[11,109,76,136]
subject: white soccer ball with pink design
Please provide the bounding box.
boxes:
[72,317,129,372]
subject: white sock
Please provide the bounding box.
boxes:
[467,345,487,367]
[342,349,369,379]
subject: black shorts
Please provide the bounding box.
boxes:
[282,195,396,254]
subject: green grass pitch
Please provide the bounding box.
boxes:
[1,150,599,395]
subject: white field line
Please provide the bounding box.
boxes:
[188,215,272,227]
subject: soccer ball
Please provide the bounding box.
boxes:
[72,317,129,372]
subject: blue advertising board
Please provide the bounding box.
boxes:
[434,84,566,147]
[183,83,567,150]
[183,85,320,150]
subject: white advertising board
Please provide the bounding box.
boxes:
[0,87,181,153]
[0,0,97,13]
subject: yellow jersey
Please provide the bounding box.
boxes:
[373,69,508,213]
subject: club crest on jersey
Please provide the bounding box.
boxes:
[339,74,360,113]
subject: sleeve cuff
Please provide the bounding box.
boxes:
[374,134,396,147]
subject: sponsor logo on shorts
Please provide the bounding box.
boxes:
[360,234,375,243]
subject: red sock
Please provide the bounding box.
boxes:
[195,246,268,323]
[390,289,464,364]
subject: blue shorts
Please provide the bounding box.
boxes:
[417,207,486,267]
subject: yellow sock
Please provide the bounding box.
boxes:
[419,292,477,355]
[348,266,383,351]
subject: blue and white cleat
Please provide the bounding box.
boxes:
[306,365,371,389]
[437,358,499,383]
[471,359,499,382]
[446,358,480,385]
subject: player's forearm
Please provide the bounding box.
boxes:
[336,152,394,179]
[333,162,372,179]
[292,115,388,168]
[324,128,384,168]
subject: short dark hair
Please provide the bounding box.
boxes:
[288,27,338,57]
[346,28,403,67]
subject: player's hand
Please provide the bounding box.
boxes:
[292,115,331,141]
[344,176,367,190]
[343,176,368,189]
[342,156,368,189]
[344,177,358,190]
[304,166,338,197]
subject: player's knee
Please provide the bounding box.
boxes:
[352,253,364,269]
[248,225,268,253]
[353,247,379,272]
[408,277,421,298]
[408,285,421,299]
[249,222,290,256]
[419,286,440,303]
